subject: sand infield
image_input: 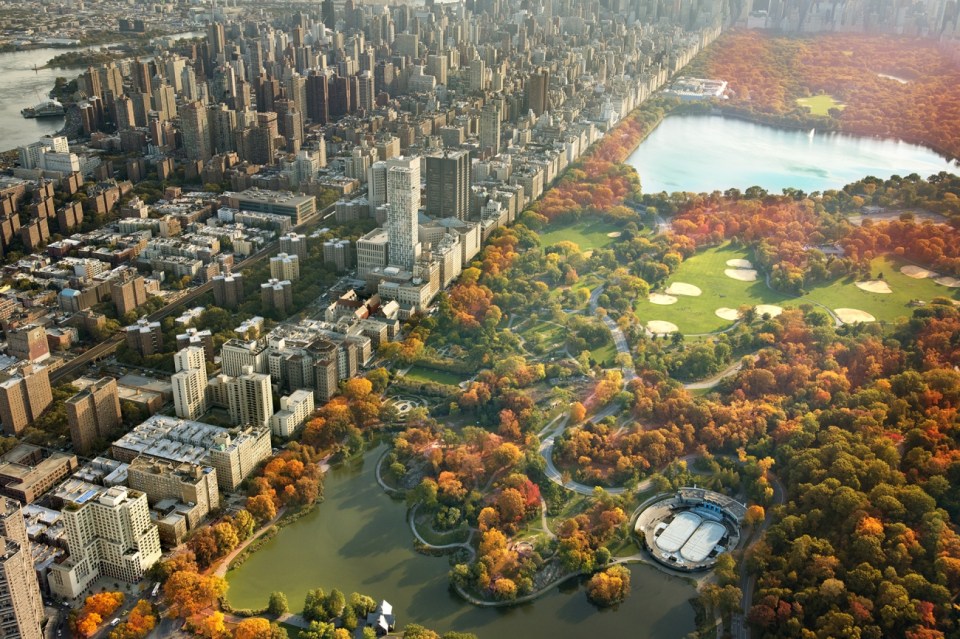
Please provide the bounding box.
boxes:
[855,280,892,294]
[724,268,758,282]
[835,308,876,324]
[649,294,678,305]
[901,265,938,279]
[715,308,741,321]
[755,304,783,318]
[646,320,679,334]
[665,282,702,297]
[725,259,754,269]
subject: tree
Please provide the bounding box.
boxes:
[212,521,239,555]
[194,612,227,639]
[247,494,278,523]
[232,510,257,541]
[303,589,327,622]
[324,589,345,618]
[234,618,284,639]
[745,504,765,526]
[267,591,289,617]
[585,565,631,607]
[570,402,587,424]
[163,571,228,619]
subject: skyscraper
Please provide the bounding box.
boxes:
[208,103,237,154]
[480,103,501,154]
[172,346,209,421]
[65,377,122,454]
[425,150,471,220]
[357,70,375,111]
[227,366,273,428]
[0,499,44,639]
[386,156,421,270]
[527,68,550,116]
[181,101,212,162]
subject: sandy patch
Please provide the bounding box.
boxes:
[715,307,741,321]
[901,265,938,279]
[835,308,876,324]
[724,268,758,282]
[606,231,622,238]
[755,304,783,318]
[934,276,960,288]
[726,258,753,269]
[646,320,679,334]
[856,280,892,294]
[665,282,702,297]
[649,293,678,305]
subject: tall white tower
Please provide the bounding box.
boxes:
[386,155,421,270]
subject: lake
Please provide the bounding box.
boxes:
[627,114,959,194]
[226,446,696,639]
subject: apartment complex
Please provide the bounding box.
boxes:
[126,456,219,546]
[172,346,209,420]
[47,483,162,599]
[0,365,53,436]
[66,377,122,454]
[0,445,79,504]
[110,416,271,491]
[0,498,44,639]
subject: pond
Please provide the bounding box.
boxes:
[627,114,958,194]
[226,446,697,639]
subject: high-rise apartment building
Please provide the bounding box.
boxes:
[426,150,471,220]
[6,325,49,363]
[386,156,421,270]
[181,101,212,162]
[0,365,52,436]
[527,68,550,116]
[111,275,148,317]
[227,367,274,429]
[220,338,269,377]
[279,233,307,261]
[172,347,209,421]
[47,484,162,599]
[269,253,300,281]
[0,498,44,639]
[65,377,122,454]
[480,103,501,154]
[125,318,163,356]
[212,272,245,309]
[261,279,293,315]
[126,456,219,540]
[269,389,314,438]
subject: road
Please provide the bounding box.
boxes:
[50,203,334,385]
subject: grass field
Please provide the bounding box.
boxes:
[796,94,845,115]
[636,246,958,334]
[800,255,958,322]
[589,340,618,367]
[538,219,622,251]
[404,366,465,386]
[517,319,567,353]
[636,245,788,334]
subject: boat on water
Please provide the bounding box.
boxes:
[21,99,65,119]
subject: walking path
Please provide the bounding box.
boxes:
[212,509,286,578]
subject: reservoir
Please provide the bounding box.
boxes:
[627,114,958,194]
[226,446,696,639]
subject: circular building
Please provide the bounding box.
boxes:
[634,487,746,572]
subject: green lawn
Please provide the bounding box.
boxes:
[796,94,845,116]
[589,340,618,367]
[538,219,622,251]
[404,366,465,386]
[636,247,958,335]
[799,255,958,323]
[636,244,788,335]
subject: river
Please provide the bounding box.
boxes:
[226,446,696,639]
[627,114,958,194]
[0,32,202,153]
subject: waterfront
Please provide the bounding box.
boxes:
[226,446,697,639]
[0,32,202,153]
[0,47,73,151]
[627,114,958,194]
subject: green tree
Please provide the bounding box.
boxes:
[267,592,288,617]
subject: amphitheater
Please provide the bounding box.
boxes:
[634,487,747,572]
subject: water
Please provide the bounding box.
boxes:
[226,446,696,639]
[627,114,958,194]
[0,47,76,151]
[0,32,202,152]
